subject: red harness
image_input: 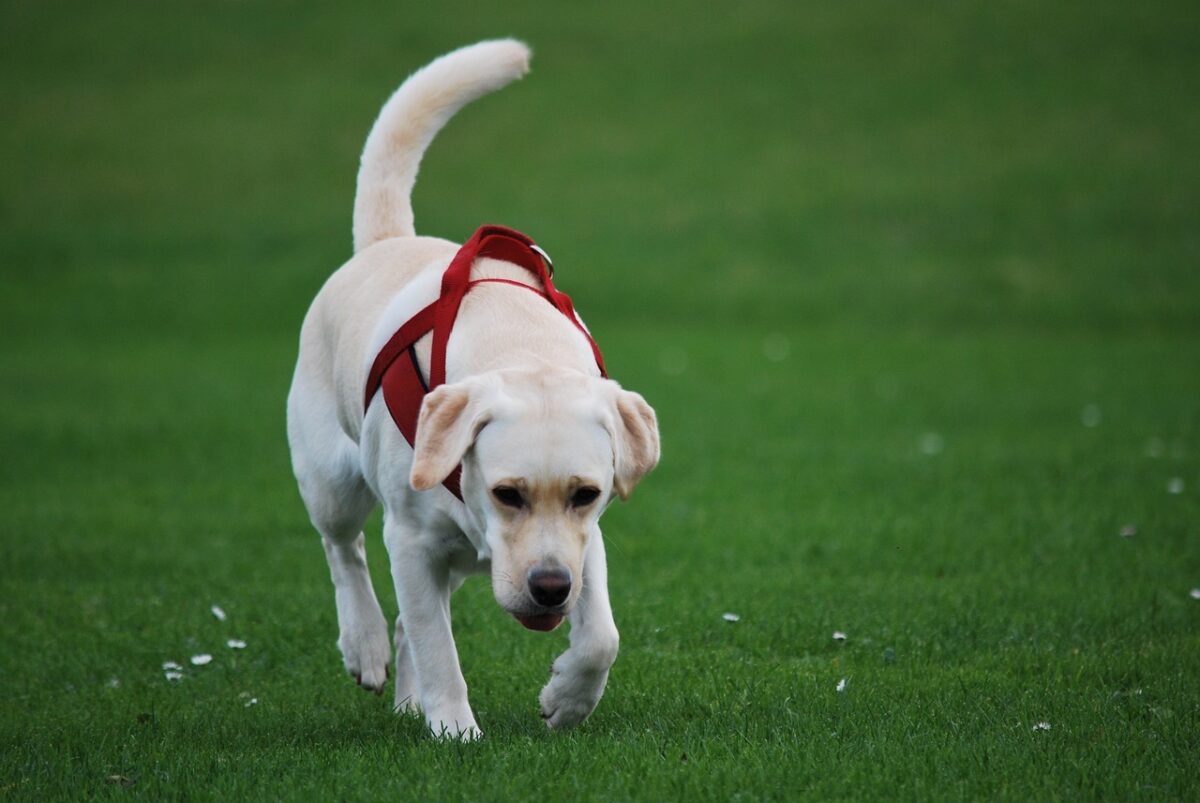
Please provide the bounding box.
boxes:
[363,225,608,499]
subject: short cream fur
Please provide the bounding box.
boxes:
[286,40,660,740]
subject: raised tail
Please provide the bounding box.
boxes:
[351,39,531,253]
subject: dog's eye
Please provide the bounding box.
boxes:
[492,486,524,509]
[570,486,601,508]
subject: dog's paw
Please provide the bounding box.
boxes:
[539,636,618,729]
[426,708,482,741]
[394,691,421,716]
[337,615,391,694]
[539,663,609,730]
[393,653,420,714]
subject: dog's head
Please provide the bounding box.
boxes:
[409,368,659,630]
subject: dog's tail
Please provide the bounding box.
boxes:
[351,39,531,253]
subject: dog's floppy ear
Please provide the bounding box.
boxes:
[410,377,494,491]
[607,386,660,500]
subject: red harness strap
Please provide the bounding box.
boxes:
[363,225,608,499]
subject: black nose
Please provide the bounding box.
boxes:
[527,566,572,607]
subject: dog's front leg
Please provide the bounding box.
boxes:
[539,532,620,729]
[385,518,480,740]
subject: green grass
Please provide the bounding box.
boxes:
[2,0,1198,799]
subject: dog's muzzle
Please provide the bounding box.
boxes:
[512,566,571,631]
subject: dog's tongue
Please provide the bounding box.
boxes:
[514,613,564,632]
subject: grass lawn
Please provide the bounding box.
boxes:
[2,0,1198,799]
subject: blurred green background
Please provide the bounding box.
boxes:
[2,1,1197,799]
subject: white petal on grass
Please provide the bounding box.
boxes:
[1167,477,1184,495]
[836,678,847,693]
[762,333,791,363]
[162,661,182,671]
[164,670,184,682]
[919,432,944,455]
[243,697,259,708]
[1190,588,1200,600]
[211,605,227,621]
[722,612,740,623]
[227,639,247,649]
[659,348,689,377]
[106,677,121,689]
[190,654,213,666]
[1119,524,1137,538]
[1033,721,1051,731]
[1080,404,1102,428]
[832,631,848,641]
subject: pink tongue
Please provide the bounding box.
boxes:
[514,613,564,632]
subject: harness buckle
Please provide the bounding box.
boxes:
[530,243,554,277]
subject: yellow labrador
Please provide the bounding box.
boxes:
[286,40,660,740]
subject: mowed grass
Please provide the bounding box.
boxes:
[2,0,1198,799]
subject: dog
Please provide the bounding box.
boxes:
[286,39,660,740]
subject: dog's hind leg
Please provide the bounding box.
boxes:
[321,525,391,693]
[289,382,391,693]
[392,613,418,713]
[391,570,465,715]
[383,515,480,739]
